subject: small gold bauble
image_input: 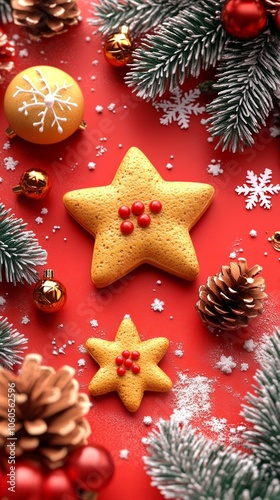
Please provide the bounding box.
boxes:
[4,65,86,144]
[13,168,52,199]
[271,231,280,251]
[33,270,66,313]
[104,26,133,68]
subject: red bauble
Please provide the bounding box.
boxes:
[42,469,77,500]
[66,445,114,492]
[221,0,267,39]
[0,461,43,500]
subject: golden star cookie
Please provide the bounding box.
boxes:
[85,315,172,412]
[63,147,214,288]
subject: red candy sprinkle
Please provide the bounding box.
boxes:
[137,213,150,228]
[132,364,140,374]
[117,366,126,376]
[149,200,162,214]
[122,350,130,359]
[115,356,123,366]
[131,201,145,216]
[120,220,134,235]
[118,205,131,219]
[124,358,133,369]
[131,350,140,360]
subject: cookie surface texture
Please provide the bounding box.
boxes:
[85,315,172,412]
[63,147,214,288]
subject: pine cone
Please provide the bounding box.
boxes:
[264,0,280,13]
[0,29,15,85]
[0,354,91,469]
[11,0,80,40]
[196,258,267,331]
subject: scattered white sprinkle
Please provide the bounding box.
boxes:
[200,118,207,125]
[4,156,18,171]
[216,355,236,374]
[35,216,43,224]
[166,162,173,170]
[92,59,99,66]
[229,251,237,259]
[207,137,214,143]
[249,229,257,238]
[143,416,153,426]
[21,316,30,325]
[107,103,116,112]
[85,36,91,42]
[174,346,184,358]
[41,207,48,215]
[172,372,214,423]
[0,177,2,183]
[124,314,131,319]
[240,362,249,371]
[90,319,99,328]
[19,48,28,57]
[151,298,165,312]
[119,449,129,460]
[0,296,7,306]
[78,358,86,367]
[77,76,82,81]
[91,75,96,81]
[95,105,103,113]
[88,161,96,170]
[156,280,162,285]
[206,417,227,434]
[3,141,10,150]
[264,251,268,256]
[52,225,61,233]
[243,339,256,352]
[118,144,123,148]
[78,344,87,354]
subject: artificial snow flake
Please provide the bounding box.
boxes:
[4,156,18,171]
[90,319,98,328]
[153,87,205,129]
[119,449,129,460]
[151,298,164,312]
[243,339,256,352]
[207,160,223,176]
[13,68,78,134]
[216,355,236,374]
[235,169,280,210]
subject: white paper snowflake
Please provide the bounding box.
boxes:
[235,168,280,209]
[13,67,78,134]
[153,87,205,129]
[216,355,236,374]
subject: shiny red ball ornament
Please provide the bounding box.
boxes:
[42,469,77,500]
[275,8,280,30]
[221,0,267,39]
[0,461,43,500]
[67,445,114,492]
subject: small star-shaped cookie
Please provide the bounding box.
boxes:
[63,147,214,288]
[85,315,172,412]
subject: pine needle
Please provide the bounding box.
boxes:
[0,316,28,369]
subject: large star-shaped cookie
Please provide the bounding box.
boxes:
[63,147,214,288]
[85,315,172,412]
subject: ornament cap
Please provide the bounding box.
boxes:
[43,269,54,279]
[120,25,129,35]
[79,120,87,131]
[12,184,23,194]
[5,126,16,138]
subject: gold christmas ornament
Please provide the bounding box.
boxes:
[196,258,267,331]
[0,353,91,469]
[104,26,133,67]
[4,65,86,144]
[33,269,66,313]
[11,0,81,40]
[271,231,280,251]
[13,168,52,199]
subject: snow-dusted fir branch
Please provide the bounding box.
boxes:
[242,328,280,476]
[144,329,280,499]
[144,418,280,499]
[0,0,13,24]
[0,203,47,285]
[0,316,28,369]
[207,30,280,152]
[88,0,191,37]
[126,0,227,100]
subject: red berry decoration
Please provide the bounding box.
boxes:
[117,365,126,376]
[149,200,162,214]
[120,220,134,235]
[67,445,114,493]
[131,350,140,360]
[124,357,133,369]
[131,200,145,216]
[0,461,43,500]
[132,363,141,374]
[118,205,130,219]
[42,469,77,500]
[221,0,267,39]
[122,350,130,358]
[138,213,151,228]
[115,355,123,365]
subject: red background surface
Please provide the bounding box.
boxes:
[1,2,280,498]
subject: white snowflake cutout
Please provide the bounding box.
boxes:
[235,168,280,209]
[153,87,205,129]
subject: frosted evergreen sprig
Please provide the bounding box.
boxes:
[0,203,47,285]
[0,316,28,369]
[144,328,280,499]
[0,0,13,24]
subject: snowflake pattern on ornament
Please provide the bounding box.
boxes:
[13,68,78,134]
[235,169,280,209]
[153,87,205,129]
